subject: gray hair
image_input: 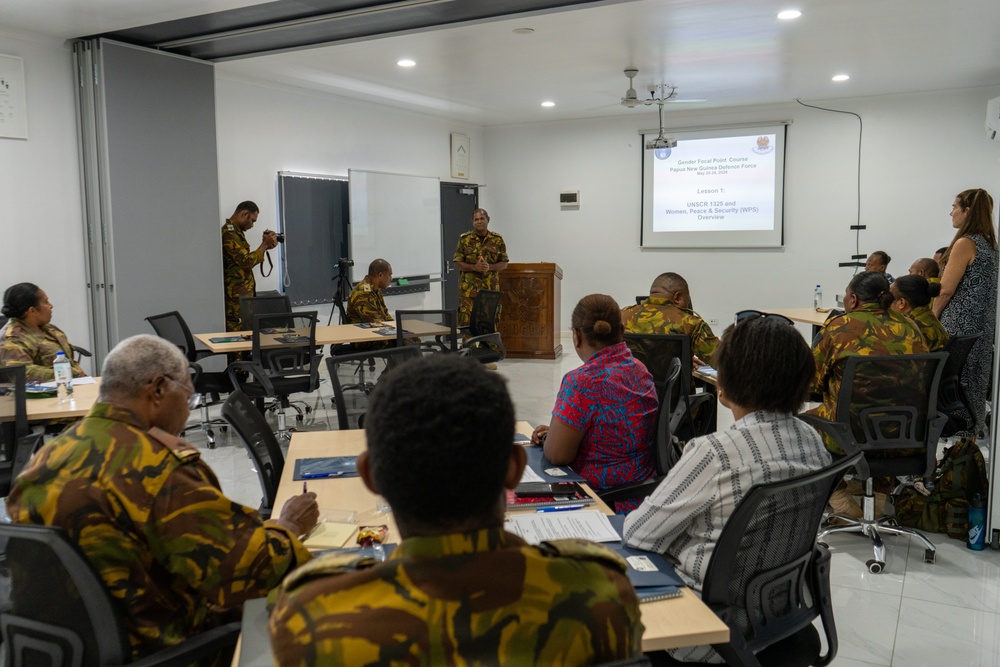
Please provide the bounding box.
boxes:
[99,334,188,401]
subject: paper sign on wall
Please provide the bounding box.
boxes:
[0,55,28,140]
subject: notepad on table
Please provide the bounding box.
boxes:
[505,509,620,543]
[209,335,251,343]
[303,521,357,550]
[506,482,594,510]
[293,456,359,480]
[605,515,687,602]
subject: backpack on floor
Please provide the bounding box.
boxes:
[894,439,989,540]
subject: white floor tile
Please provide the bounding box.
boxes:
[892,597,1000,666]
[829,588,901,665]
[902,538,1000,613]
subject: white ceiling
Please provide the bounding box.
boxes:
[5,0,1000,126]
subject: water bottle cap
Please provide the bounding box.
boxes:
[56,351,65,357]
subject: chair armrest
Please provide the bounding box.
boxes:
[228,361,276,396]
[126,621,240,667]
[796,414,871,479]
[71,345,92,359]
[597,477,664,506]
[460,332,506,361]
[189,361,203,386]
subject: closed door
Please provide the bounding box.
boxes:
[440,183,478,312]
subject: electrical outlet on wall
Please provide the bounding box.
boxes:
[708,318,719,327]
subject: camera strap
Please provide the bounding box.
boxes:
[260,250,274,278]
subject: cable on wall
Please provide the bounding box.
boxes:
[795,99,865,274]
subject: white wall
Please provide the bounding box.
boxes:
[214,74,485,315]
[0,29,92,369]
[482,87,1000,333]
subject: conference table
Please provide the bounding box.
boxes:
[25,377,101,423]
[769,307,839,339]
[195,320,451,354]
[231,424,729,663]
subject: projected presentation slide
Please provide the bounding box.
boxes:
[641,124,786,248]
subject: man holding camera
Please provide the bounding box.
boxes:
[221,200,279,331]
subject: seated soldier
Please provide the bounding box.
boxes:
[269,355,643,666]
[865,250,895,284]
[621,272,719,365]
[1,283,87,382]
[909,257,941,282]
[346,258,392,326]
[6,335,318,659]
[808,271,928,518]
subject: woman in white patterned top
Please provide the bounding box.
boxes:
[623,315,831,664]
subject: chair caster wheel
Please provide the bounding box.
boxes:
[884,518,899,527]
[924,549,936,564]
[866,559,884,574]
[296,415,304,424]
[818,541,829,549]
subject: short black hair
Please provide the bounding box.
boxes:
[870,250,891,265]
[235,200,259,214]
[1,283,41,320]
[893,274,941,308]
[364,355,515,528]
[849,270,893,310]
[911,257,939,278]
[368,258,390,276]
[714,316,813,414]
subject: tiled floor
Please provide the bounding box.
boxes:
[185,338,1000,666]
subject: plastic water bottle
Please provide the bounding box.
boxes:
[813,285,822,309]
[968,494,986,551]
[53,351,73,402]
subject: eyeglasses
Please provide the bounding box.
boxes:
[734,310,795,325]
[163,375,203,410]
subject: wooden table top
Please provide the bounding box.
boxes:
[195,319,451,354]
[266,424,729,654]
[768,307,834,327]
[24,377,100,422]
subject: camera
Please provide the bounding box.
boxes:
[338,258,354,269]
[265,230,284,243]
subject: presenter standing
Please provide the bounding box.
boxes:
[453,208,508,327]
[221,200,278,332]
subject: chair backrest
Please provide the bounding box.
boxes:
[623,333,691,403]
[0,365,28,461]
[734,309,795,326]
[239,295,292,332]
[251,312,319,376]
[468,290,503,336]
[145,311,198,361]
[395,309,459,353]
[325,347,421,429]
[220,390,285,512]
[0,522,132,665]
[938,332,982,437]
[653,358,683,475]
[835,352,948,478]
[701,452,861,655]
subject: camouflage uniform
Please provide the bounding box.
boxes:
[222,219,265,332]
[6,402,311,658]
[809,303,929,454]
[346,277,390,324]
[345,276,391,351]
[269,528,643,666]
[907,305,950,352]
[621,296,720,365]
[0,317,85,382]
[453,230,508,327]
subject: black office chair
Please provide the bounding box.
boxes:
[458,290,506,364]
[325,347,421,429]
[0,365,41,498]
[238,294,292,333]
[228,312,322,441]
[0,523,240,666]
[146,311,233,448]
[937,332,982,438]
[816,352,948,572]
[623,333,716,441]
[220,390,285,517]
[395,309,459,354]
[703,452,861,667]
[599,358,683,507]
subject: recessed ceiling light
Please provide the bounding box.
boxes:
[832,74,850,82]
[541,101,555,107]
[397,59,416,67]
[777,9,802,19]
[513,28,535,35]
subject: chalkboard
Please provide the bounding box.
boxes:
[348,169,442,279]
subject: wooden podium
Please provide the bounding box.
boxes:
[498,262,563,359]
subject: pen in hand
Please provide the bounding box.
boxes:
[303,481,308,494]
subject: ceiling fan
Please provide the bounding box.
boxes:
[621,69,680,149]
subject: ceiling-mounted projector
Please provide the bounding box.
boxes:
[645,134,677,149]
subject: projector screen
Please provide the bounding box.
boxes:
[640,123,787,248]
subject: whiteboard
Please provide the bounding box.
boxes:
[349,169,441,278]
